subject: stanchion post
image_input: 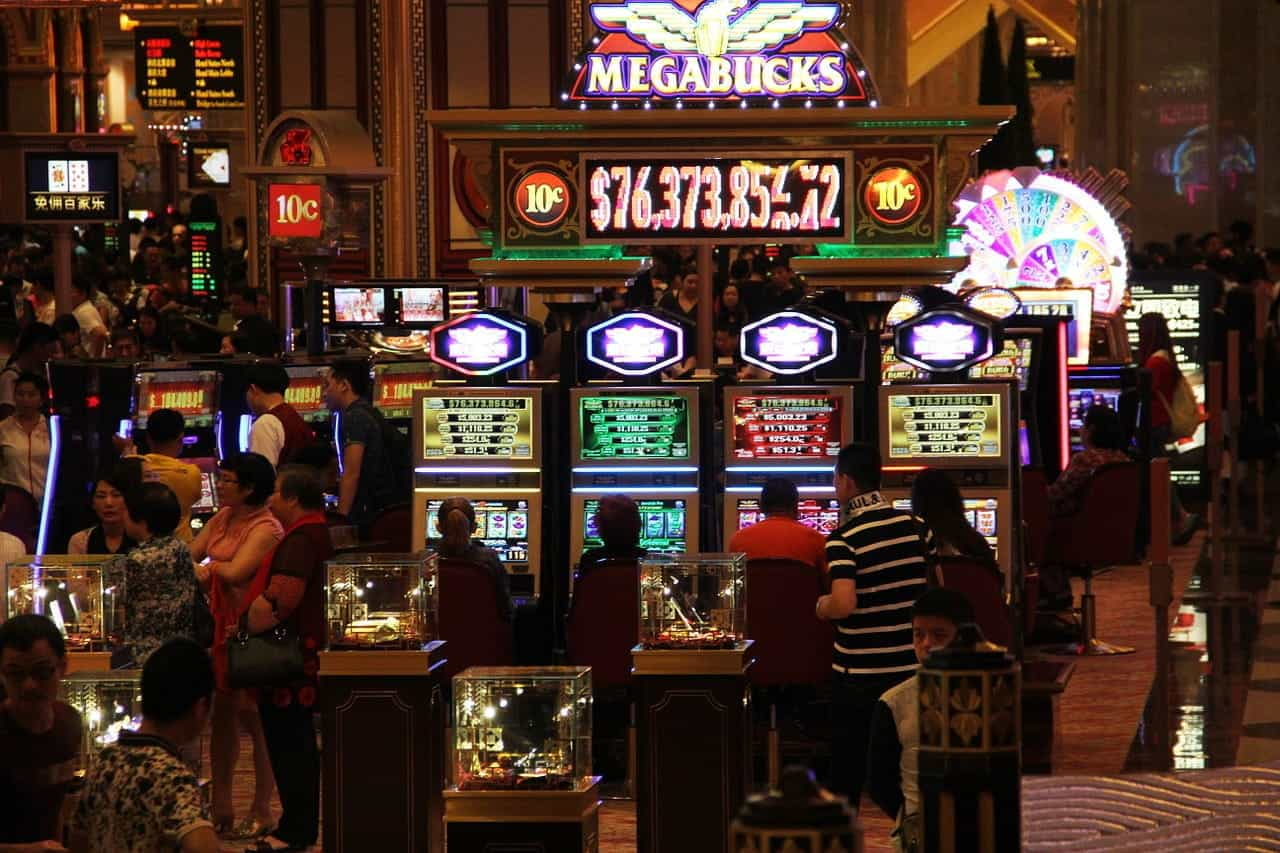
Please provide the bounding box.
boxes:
[1148,458,1173,760]
[1207,361,1225,596]
[1255,287,1270,536]
[1226,331,1241,541]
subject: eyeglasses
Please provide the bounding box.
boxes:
[2,663,59,683]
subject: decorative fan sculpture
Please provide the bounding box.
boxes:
[951,167,1130,315]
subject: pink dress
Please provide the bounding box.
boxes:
[204,505,283,689]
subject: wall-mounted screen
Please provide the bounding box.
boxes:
[578,394,690,460]
[420,395,535,460]
[188,144,231,187]
[885,390,1004,462]
[583,497,687,554]
[729,393,844,462]
[735,497,842,537]
[24,152,121,222]
[425,498,530,564]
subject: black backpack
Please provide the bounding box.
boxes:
[369,404,413,499]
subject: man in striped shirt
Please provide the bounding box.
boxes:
[817,442,933,806]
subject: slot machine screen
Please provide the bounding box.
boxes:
[192,472,218,512]
[420,395,535,459]
[283,367,329,421]
[729,393,844,461]
[578,395,690,461]
[969,337,1034,391]
[885,390,1004,464]
[425,498,530,563]
[136,371,218,428]
[395,287,446,326]
[373,366,435,421]
[331,287,386,326]
[1016,289,1092,365]
[735,497,842,536]
[1068,388,1122,452]
[893,497,1000,560]
[583,498,687,554]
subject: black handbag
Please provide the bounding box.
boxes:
[225,613,304,689]
[192,587,215,648]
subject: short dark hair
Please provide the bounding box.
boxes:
[141,638,214,723]
[110,327,139,347]
[108,457,145,497]
[760,478,800,514]
[294,441,337,471]
[835,442,881,491]
[912,588,974,627]
[246,363,289,395]
[13,322,57,356]
[14,371,48,398]
[53,313,80,336]
[219,452,276,505]
[145,408,185,443]
[0,613,67,659]
[125,481,182,537]
[327,361,369,397]
[276,465,326,511]
[1083,405,1125,451]
[593,495,641,549]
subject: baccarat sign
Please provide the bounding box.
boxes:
[568,0,878,105]
[740,310,839,375]
[586,311,686,376]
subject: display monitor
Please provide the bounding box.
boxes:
[425,498,530,564]
[373,365,436,421]
[728,392,845,462]
[331,287,386,326]
[883,387,1006,466]
[1068,387,1122,452]
[188,144,231,187]
[582,498,687,554]
[23,151,121,222]
[1015,289,1093,365]
[735,497,842,536]
[1126,274,1207,458]
[135,371,218,428]
[892,497,1000,560]
[419,394,535,460]
[969,336,1035,391]
[395,286,446,326]
[282,366,329,420]
[192,472,218,512]
[577,394,690,461]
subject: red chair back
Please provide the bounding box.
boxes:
[437,557,514,684]
[745,559,832,687]
[368,504,411,553]
[1052,462,1141,567]
[566,560,640,690]
[1,486,37,552]
[1021,467,1050,568]
[937,557,1011,647]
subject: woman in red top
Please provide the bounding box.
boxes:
[1136,314,1200,543]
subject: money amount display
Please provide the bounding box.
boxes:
[888,393,1002,459]
[421,397,534,459]
[579,396,689,460]
[731,395,842,460]
[583,156,847,242]
[284,381,325,413]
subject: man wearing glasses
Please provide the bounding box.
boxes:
[0,614,82,853]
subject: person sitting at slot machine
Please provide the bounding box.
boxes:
[244,364,315,469]
[727,478,828,572]
[575,495,647,583]
[910,469,996,570]
[436,497,513,623]
[119,409,203,544]
[1047,406,1132,520]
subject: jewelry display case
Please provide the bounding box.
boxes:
[323,552,437,650]
[61,670,142,764]
[639,553,746,650]
[5,556,119,658]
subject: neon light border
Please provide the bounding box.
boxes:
[585,311,687,377]
[739,309,840,376]
[428,311,531,377]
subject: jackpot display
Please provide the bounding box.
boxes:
[729,393,843,461]
[886,391,1003,461]
[426,498,530,564]
[578,395,689,460]
[373,364,436,421]
[420,396,534,460]
[135,371,218,429]
[583,498,687,554]
[735,497,842,537]
[583,154,849,243]
[283,366,330,423]
[24,152,120,222]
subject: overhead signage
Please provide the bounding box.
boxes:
[23,152,120,223]
[887,392,1003,459]
[568,0,877,105]
[187,220,220,296]
[740,310,840,375]
[583,154,848,243]
[965,286,1022,320]
[428,311,531,376]
[730,394,842,460]
[135,26,245,111]
[421,396,535,459]
[894,307,998,374]
[579,395,690,459]
[585,311,686,376]
[267,183,324,239]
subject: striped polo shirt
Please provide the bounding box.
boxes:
[825,490,933,677]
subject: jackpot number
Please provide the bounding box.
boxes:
[589,162,841,234]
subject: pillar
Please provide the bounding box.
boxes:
[846,0,907,106]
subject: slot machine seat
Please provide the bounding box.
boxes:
[0,485,38,552]
[1041,461,1141,657]
[368,503,412,553]
[566,560,640,691]
[437,557,515,685]
[936,556,1011,648]
[1021,467,1051,569]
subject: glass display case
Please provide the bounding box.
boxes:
[454,667,592,792]
[62,670,142,761]
[639,553,746,649]
[4,556,119,651]
[324,552,437,650]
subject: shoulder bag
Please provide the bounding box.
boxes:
[225,611,304,688]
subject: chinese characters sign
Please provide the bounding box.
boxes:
[24,152,120,223]
[586,311,686,376]
[428,312,531,376]
[135,26,245,110]
[740,310,840,375]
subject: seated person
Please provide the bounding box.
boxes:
[575,494,647,582]
[1048,406,1131,518]
[910,468,995,567]
[866,588,974,853]
[726,478,827,571]
[68,464,142,556]
[435,497,513,621]
[0,615,83,851]
[72,638,219,853]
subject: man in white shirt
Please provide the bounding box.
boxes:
[70,275,108,358]
[246,364,313,469]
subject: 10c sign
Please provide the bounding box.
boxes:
[511,168,572,230]
[268,183,323,239]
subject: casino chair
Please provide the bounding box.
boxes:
[744,558,833,790]
[437,557,515,686]
[368,503,412,553]
[0,485,38,552]
[936,556,1011,648]
[1041,461,1141,656]
[1021,467,1051,571]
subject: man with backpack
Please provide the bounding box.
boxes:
[323,362,404,530]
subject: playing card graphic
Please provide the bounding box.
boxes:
[48,160,68,193]
[68,160,90,193]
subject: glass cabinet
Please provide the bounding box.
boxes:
[4,556,118,651]
[324,552,437,650]
[453,667,592,792]
[639,553,746,649]
[62,670,142,761]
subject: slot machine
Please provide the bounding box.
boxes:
[411,310,546,603]
[372,360,439,440]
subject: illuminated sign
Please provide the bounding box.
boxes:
[23,152,120,223]
[373,368,435,420]
[887,392,1003,460]
[280,128,313,166]
[894,308,997,374]
[864,166,923,225]
[188,144,231,187]
[267,184,323,239]
[135,371,218,429]
[1015,288,1093,365]
[428,311,531,376]
[885,294,923,327]
[134,26,245,111]
[740,310,839,375]
[421,396,535,459]
[568,0,877,105]
[965,287,1021,320]
[510,168,572,230]
[187,220,220,296]
[283,378,326,413]
[584,154,847,243]
[579,395,690,460]
[730,394,843,460]
[585,311,686,376]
